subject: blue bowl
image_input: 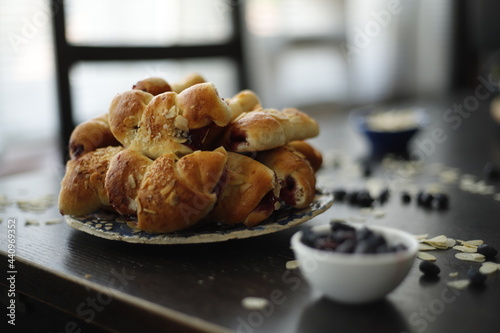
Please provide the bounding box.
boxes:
[350,107,428,157]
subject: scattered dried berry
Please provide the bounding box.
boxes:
[417,191,434,208]
[419,260,441,276]
[378,188,390,203]
[333,188,347,202]
[356,190,374,207]
[467,268,487,286]
[484,162,500,180]
[401,192,411,204]
[476,244,498,259]
[433,193,449,209]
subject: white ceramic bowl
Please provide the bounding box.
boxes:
[291,224,418,304]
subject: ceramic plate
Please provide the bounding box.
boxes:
[65,191,334,244]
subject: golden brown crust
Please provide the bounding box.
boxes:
[210,152,279,226]
[59,146,123,216]
[258,146,316,209]
[127,84,232,159]
[105,149,153,215]
[287,141,323,172]
[226,90,261,120]
[177,82,232,129]
[136,149,227,233]
[224,108,319,152]
[108,90,154,146]
[132,77,172,96]
[171,73,206,94]
[69,113,120,159]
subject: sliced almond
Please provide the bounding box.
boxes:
[459,239,484,247]
[286,260,299,270]
[424,235,450,249]
[445,238,457,248]
[449,272,459,278]
[174,115,189,132]
[242,297,270,310]
[455,253,486,263]
[446,279,470,290]
[480,262,500,275]
[414,234,429,240]
[418,252,437,261]
[419,244,437,251]
[453,245,477,253]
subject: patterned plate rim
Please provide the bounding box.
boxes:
[65,191,334,244]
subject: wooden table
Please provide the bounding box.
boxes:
[1,94,500,333]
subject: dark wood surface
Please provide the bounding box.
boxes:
[1,94,500,333]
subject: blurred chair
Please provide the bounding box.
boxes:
[50,0,248,160]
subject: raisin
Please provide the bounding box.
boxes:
[477,244,498,259]
[467,268,487,286]
[419,261,440,276]
[401,191,411,204]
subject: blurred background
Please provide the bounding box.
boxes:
[1,0,500,175]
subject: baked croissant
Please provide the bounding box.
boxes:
[59,75,323,234]
[69,113,120,159]
[287,140,323,173]
[132,77,172,96]
[109,82,233,159]
[135,148,227,233]
[209,151,280,227]
[59,146,124,216]
[224,108,319,152]
[257,145,316,209]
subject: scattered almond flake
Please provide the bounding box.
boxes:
[95,223,103,228]
[0,194,12,210]
[372,209,386,218]
[17,194,56,212]
[460,240,484,247]
[445,238,457,248]
[453,245,477,253]
[439,170,459,184]
[449,272,459,278]
[455,253,485,263]
[425,235,447,243]
[84,274,92,279]
[417,252,437,261]
[447,279,470,290]
[286,260,299,270]
[105,227,113,231]
[419,244,437,251]
[414,234,429,240]
[480,262,500,275]
[45,219,62,225]
[426,183,445,194]
[347,216,366,223]
[143,208,157,214]
[479,186,495,195]
[25,219,40,226]
[423,235,450,249]
[360,207,373,215]
[242,297,270,310]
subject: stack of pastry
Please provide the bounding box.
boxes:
[59,74,322,233]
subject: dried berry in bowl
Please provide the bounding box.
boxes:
[291,223,418,304]
[301,222,408,254]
